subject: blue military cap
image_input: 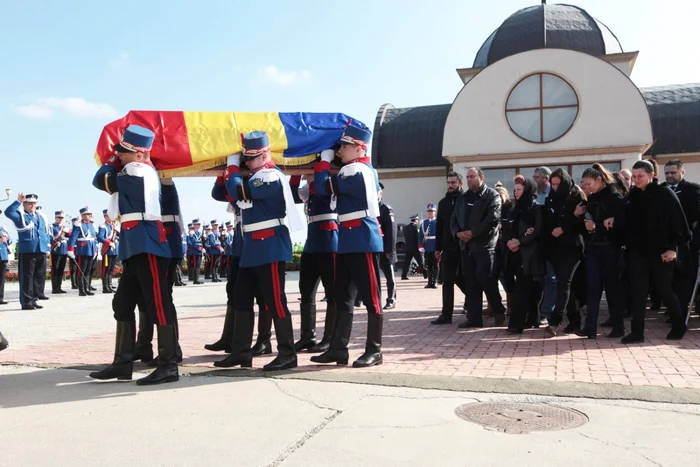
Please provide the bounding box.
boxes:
[54,210,64,217]
[241,131,270,162]
[192,218,201,225]
[204,224,211,230]
[71,217,78,223]
[187,223,193,228]
[210,219,219,225]
[24,194,39,203]
[339,122,371,149]
[225,221,232,227]
[114,125,155,154]
[79,206,92,215]
[410,213,420,220]
[426,203,436,211]
[102,209,109,215]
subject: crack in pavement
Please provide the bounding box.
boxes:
[266,410,342,467]
[267,378,342,412]
[327,421,457,430]
[577,433,663,467]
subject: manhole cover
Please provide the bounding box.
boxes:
[455,402,588,434]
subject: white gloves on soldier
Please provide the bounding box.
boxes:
[68,251,75,259]
[320,149,335,163]
[228,153,241,167]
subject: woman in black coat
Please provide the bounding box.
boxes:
[543,168,586,337]
[612,160,691,343]
[575,164,627,339]
[503,177,544,334]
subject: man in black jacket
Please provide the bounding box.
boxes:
[378,184,398,309]
[451,167,506,327]
[663,160,700,316]
[401,214,424,280]
[432,172,467,324]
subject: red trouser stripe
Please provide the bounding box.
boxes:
[148,254,167,326]
[77,256,82,277]
[366,252,381,314]
[271,262,285,319]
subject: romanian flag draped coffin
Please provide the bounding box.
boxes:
[94,111,367,177]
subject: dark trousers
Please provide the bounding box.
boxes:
[189,255,202,282]
[50,253,67,279]
[69,258,77,288]
[210,255,221,280]
[18,253,45,307]
[425,252,437,283]
[219,255,230,278]
[102,254,117,278]
[174,258,184,284]
[672,250,697,316]
[379,254,396,302]
[235,262,289,317]
[113,254,175,326]
[628,249,683,335]
[583,244,625,332]
[299,251,336,305]
[508,272,543,331]
[76,255,94,292]
[440,249,466,318]
[336,253,382,316]
[0,260,6,301]
[462,249,504,325]
[548,250,581,327]
[401,250,424,278]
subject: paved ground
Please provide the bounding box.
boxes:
[2,272,700,396]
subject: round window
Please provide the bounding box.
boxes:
[505,73,579,144]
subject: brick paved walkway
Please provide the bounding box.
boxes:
[2,274,700,389]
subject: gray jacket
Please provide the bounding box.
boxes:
[450,183,502,252]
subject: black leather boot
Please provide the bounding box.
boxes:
[204,305,235,352]
[89,321,135,380]
[137,324,179,385]
[83,275,94,296]
[310,309,352,365]
[78,274,87,296]
[251,306,272,356]
[70,267,77,289]
[0,331,8,352]
[309,304,337,353]
[264,315,297,371]
[57,275,67,293]
[132,310,154,363]
[214,311,254,368]
[353,313,383,368]
[51,276,59,294]
[102,274,112,294]
[294,303,317,351]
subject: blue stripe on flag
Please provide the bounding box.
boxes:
[278,113,368,157]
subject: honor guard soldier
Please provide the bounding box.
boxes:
[50,211,70,294]
[68,207,97,297]
[188,219,204,284]
[185,223,194,281]
[89,124,179,386]
[377,183,398,309]
[97,209,119,293]
[310,124,385,368]
[207,219,223,282]
[68,217,79,290]
[5,193,51,310]
[290,173,338,353]
[0,219,12,305]
[203,224,212,279]
[223,221,235,273]
[214,130,304,371]
[420,203,438,288]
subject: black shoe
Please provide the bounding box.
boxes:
[431,315,452,325]
[57,290,67,294]
[310,350,349,365]
[506,328,523,334]
[383,300,396,310]
[544,325,557,337]
[37,296,49,300]
[575,329,596,339]
[563,324,579,334]
[204,339,232,353]
[353,352,382,368]
[0,332,8,352]
[353,314,383,368]
[308,337,331,353]
[667,326,687,341]
[494,313,506,326]
[607,329,625,338]
[102,289,113,294]
[89,286,97,292]
[600,319,614,328]
[251,340,272,356]
[214,352,253,368]
[458,321,482,329]
[85,290,95,296]
[32,302,43,310]
[137,325,179,386]
[0,300,8,305]
[263,355,297,371]
[90,321,136,380]
[193,281,204,285]
[294,339,317,352]
[89,363,133,380]
[295,303,317,352]
[621,332,644,344]
[132,348,154,364]
[401,277,409,280]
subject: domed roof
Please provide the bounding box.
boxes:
[473,3,623,68]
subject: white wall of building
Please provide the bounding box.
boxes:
[378,174,446,224]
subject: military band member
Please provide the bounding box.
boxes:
[214,130,303,371]
[68,217,79,290]
[68,207,97,297]
[5,193,51,310]
[188,219,204,284]
[290,173,338,352]
[89,124,179,385]
[97,209,119,293]
[310,124,385,368]
[378,183,397,309]
[207,220,223,282]
[0,219,11,305]
[420,203,438,288]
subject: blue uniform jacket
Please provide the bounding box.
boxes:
[68,222,97,257]
[223,231,235,255]
[161,183,184,260]
[92,162,171,261]
[51,223,69,255]
[224,165,292,268]
[314,159,383,254]
[212,177,244,257]
[0,226,12,261]
[96,222,119,257]
[290,177,338,254]
[4,200,51,254]
[206,232,222,255]
[187,230,204,256]
[419,218,437,253]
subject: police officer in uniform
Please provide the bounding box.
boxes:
[290,173,338,352]
[5,193,51,310]
[90,124,179,385]
[214,131,303,371]
[97,209,119,293]
[311,124,385,368]
[188,219,204,284]
[420,203,438,288]
[401,214,425,280]
[377,183,397,309]
[0,220,12,305]
[68,207,97,297]
[50,210,70,294]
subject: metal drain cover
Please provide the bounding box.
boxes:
[455,402,588,434]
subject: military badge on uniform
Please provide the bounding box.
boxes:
[253,178,264,187]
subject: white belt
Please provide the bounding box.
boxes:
[338,210,370,223]
[424,236,436,240]
[120,213,161,222]
[243,218,284,233]
[78,237,95,241]
[308,213,338,223]
[162,215,180,223]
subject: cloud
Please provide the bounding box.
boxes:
[15,97,120,120]
[258,65,311,86]
[108,51,130,68]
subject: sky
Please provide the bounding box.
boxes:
[1,0,698,242]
